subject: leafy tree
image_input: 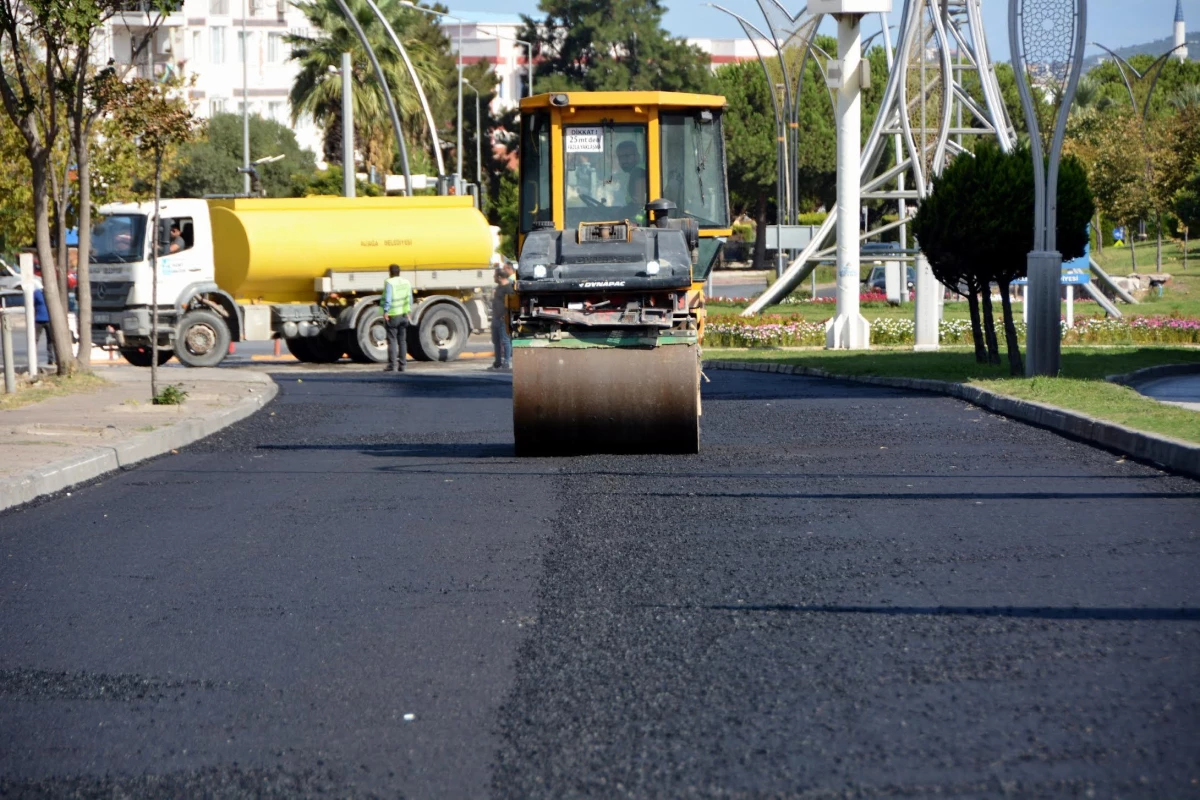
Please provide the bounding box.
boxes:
[914,141,1093,374]
[163,113,318,198]
[107,76,194,399]
[716,61,775,268]
[520,0,714,93]
[293,164,383,197]
[288,0,450,175]
[0,107,33,255]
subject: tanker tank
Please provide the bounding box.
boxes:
[209,196,494,304]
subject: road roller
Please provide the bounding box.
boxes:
[510,91,731,455]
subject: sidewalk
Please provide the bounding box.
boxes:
[0,365,276,512]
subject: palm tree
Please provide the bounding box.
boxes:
[287,0,453,175]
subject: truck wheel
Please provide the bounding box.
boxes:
[285,337,315,362]
[347,307,387,363]
[414,305,468,362]
[120,346,173,367]
[307,334,345,363]
[174,309,231,368]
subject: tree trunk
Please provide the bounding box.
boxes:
[30,153,74,377]
[966,284,986,363]
[753,191,768,271]
[74,120,93,370]
[151,152,162,401]
[1130,228,1137,271]
[999,283,1023,376]
[980,282,1001,365]
[49,157,70,305]
[1093,212,1102,256]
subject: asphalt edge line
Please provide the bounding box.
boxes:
[704,360,1200,481]
[0,376,279,513]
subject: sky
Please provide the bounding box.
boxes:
[447,0,1194,64]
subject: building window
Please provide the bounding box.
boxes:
[237,31,252,63]
[268,101,284,121]
[268,32,282,63]
[210,27,225,64]
[209,0,227,14]
[210,98,226,115]
[191,30,202,64]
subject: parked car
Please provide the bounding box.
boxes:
[864,263,915,294]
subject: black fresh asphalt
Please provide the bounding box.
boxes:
[1,367,1197,797]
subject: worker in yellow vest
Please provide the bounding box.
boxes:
[382,264,413,373]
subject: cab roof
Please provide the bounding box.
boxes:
[519,91,727,112]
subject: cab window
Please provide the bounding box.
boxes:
[519,112,552,233]
[563,123,648,230]
[659,111,730,228]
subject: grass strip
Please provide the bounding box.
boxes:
[0,372,110,412]
[704,346,1200,445]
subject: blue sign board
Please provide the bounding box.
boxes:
[1012,228,1091,285]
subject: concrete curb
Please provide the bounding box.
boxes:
[0,376,279,513]
[1105,362,1200,388]
[705,360,1200,481]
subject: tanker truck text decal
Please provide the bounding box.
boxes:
[360,238,414,247]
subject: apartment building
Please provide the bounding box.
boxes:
[99,0,322,155]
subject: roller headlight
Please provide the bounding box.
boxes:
[646,260,660,276]
[532,264,547,279]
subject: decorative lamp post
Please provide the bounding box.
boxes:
[1009,0,1087,376]
[400,1,464,191]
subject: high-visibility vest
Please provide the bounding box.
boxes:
[384,276,412,316]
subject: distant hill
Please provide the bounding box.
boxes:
[1083,32,1200,71]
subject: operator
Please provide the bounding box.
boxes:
[382,264,413,373]
[168,222,185,254]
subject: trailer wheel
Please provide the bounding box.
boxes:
[346,307,387,363]
[119,346,173,367]
[175,309,230,368]
[307,334,345,363]
[414,305,468,362]
[285,337,315,362]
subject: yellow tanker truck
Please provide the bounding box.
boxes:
[88,195,498,367]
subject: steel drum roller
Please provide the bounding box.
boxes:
[512,344,700,456]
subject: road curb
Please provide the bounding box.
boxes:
[0,376,279,513]
[705,360,1200,481]
[1105,362,1200,388]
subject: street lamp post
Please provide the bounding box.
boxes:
[341,52,354,197]
[242,0,249,196]
[400,1,464,189]
[462,78,481,186]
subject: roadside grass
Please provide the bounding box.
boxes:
[704,346,1200,445]
[0,372,109,411]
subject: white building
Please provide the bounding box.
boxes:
[100,0,323,156]
[1175,0,1187,63]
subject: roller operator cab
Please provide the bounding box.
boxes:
[510,91,731,456]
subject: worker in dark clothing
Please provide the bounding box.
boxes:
[382,264,412,372]
[490,267,513,371]
[33,286,55,367]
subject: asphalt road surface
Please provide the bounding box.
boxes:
[2,366,1198,797]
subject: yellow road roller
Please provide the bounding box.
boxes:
[510,91,731,455]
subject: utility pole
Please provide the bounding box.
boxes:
[342,52,354,198]
[242,0,250,196]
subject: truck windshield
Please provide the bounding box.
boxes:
[91,214,146,263]
[563,123,648,230]
[659,111,730,228]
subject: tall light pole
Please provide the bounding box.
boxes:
[242,0,249,195]
[400,1,464,188]
[1010,0,1087,376]
[462,78,480,186]
[341,52,354,198]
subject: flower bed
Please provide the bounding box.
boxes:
[704,313,1200,348]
